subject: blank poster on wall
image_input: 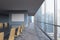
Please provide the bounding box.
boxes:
[12,14,24,22]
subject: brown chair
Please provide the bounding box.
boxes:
[4,22,8,28]
[0,32,4,40]
[17,26,21,36]
[8,27,16,40]
[0,23,3,28]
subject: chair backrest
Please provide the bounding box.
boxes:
[21,25,24,33]
[8,27,16,40]
[17,26,21,36]
[22,25,24,30]
[4,22,8,28]
[0,23,3,28]
[0,32,4,40]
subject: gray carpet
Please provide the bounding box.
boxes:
[15,23,50,40]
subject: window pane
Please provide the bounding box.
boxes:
[57,0,60,25]
[46,0,54,33]
[57,0,60,40]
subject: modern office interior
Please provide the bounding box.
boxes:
[0,0,60,40]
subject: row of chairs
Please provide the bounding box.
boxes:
[0,22,8,28]
[0,25,24,40]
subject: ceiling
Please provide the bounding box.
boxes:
[0,0,44,16]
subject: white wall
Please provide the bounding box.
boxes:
[12,14,24,22]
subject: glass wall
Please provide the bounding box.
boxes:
[45,0,54,39]
[34,0,60,40]
[34,0,54,40]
